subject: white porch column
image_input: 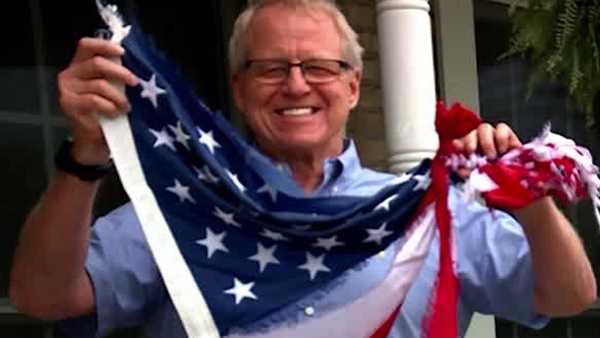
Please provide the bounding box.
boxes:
[376,0,438,174]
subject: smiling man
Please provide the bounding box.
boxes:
[9,1,596,338]
[230,2,362,193]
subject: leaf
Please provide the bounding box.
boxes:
[505,0,600,125]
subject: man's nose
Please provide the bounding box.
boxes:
[282,66,311,96]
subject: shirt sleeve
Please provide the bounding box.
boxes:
[58,203,167,337]
[450,188,549,329]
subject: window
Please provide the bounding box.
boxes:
[434,0,600,336]
[474,1,600,337]
[2,1,239,336]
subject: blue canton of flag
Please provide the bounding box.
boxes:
[120,25,432,335]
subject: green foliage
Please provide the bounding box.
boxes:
[505,0,600,125]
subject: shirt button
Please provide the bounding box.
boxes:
[378,251,386,258]
[304,306,315,316]
[332,186,339,193]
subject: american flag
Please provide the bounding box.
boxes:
[101,13,439,338]
[96,2,600,337]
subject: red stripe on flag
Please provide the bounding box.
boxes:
[422,159,459,338]
[369,305,401,338]
[421,102,478,338]
[368,189,438,338]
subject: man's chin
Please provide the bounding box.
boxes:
[276,136,343,156]
[279,135,324,148]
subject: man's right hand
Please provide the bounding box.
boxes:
[58,37,138,165]
[9,38,139,319]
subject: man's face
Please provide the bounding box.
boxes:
[232,5,361,159]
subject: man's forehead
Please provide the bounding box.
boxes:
[246,5,342,50]
[250,4,334,29]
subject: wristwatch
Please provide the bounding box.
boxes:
[54,139,113,181]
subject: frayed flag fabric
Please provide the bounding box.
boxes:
[121,23,436,335]
[94,2,600,338]
[95,2,439,338]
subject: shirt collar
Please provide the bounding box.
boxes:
[334,139,362,180]
[312,139,363,194]
[244,139,365,196]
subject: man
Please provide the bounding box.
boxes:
[10,0,596,337]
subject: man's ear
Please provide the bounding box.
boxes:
[348,70,362,109]
[231,73,246,113]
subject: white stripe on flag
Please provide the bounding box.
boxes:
[100,111,221,338]
[225,205,436,338]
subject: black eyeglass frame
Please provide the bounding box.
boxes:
[243,58,354,84]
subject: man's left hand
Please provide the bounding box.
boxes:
[452,122,521,160]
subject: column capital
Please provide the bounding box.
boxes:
[376,0,430,13]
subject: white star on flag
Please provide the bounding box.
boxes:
[312,236,344,251]
[224,278,258,305]
[248,243,280,272]
[260,228,289,242]
[387,172,412,186]
[413,173,431,191]
[197,127,221,154]
[139,74,166,108]
[149,128,176,151]
[196,227,229,259]
[213,207,241,227]
[298,252,331,280]
[169,121,191,149]
[257,183,278,202]
[226,170,246,193]
[166,179,196,204]
[363,222,393,245]
[375,194,398,212]
[194,166,219,184]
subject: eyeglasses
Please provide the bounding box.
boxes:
[244,59,353,84]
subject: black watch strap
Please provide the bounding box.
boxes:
[54,139,113,181]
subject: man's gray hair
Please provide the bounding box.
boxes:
[228,0,364,74]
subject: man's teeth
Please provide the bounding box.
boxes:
[281,108,314,116]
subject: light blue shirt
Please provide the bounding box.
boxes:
[60,141,547,337]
